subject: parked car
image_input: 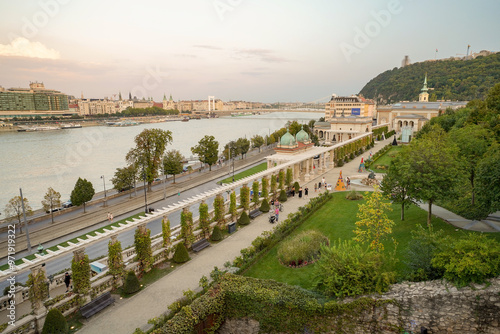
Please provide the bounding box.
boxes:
[118,186,134,193]
[62,200,73,208]
[45,207,62,213]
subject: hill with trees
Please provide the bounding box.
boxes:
[359,53,500,104]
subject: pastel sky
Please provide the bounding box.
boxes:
[0,0,498,103]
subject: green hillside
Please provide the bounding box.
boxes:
[359,53,500,104]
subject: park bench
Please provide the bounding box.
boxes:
[80,291,114,319]
[249,209,262,219]
[192,238,210,252]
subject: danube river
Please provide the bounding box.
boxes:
[0,112,321,211]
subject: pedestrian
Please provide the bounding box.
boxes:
[107,212,111,222]
[322,177,325,186]
[346,177,351,189]
[178,191,181,197]
[275,199,279,209]
[64,272,71,292]
[291,188,295,197]
[318,181,322,191]
[314,183,317,192]
[305,187,309,198]
[270,198,275,207]
[274,206,279,222]
[298,187,303,199]
[110,213,113,223]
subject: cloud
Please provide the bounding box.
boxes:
[193,44,223,50]
[235,49,289,63]
[0,37,60,59]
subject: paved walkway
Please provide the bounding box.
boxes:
[77,138,500,333]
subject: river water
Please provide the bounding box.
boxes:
[0,112,322,211]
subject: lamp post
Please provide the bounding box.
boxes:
[20,188,32,253]
[142,168,148,213]
[101,175,107,207]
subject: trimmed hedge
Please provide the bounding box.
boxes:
[278,189,288,202]
[211,225,223,241]
[123,270,141,294]
[173,243,190,263]
[42,308,68,334]
[238,211,250,226]
[259,199,270,213]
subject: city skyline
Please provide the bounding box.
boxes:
[0,0,499,103]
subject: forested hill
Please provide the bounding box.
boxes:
[359,52,500,104]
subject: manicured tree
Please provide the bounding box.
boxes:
[240,185,250,211]
[161,217,171,248]
[252,181,260,207]
[42,308,68,334]
[173,243,190,263]
[279,189,288,202]
[238,211,251,226]
[134,225,153,272]
[278,170,285,190]
[199,201,210,239]
[293,181,300,193]
[259,199,270,212]
[270,174,277,198]
[123,270,141,294]
[285,168,293,189]
[211,225,223,241]
[261,176,269,200]
[180,209,195,248]
[71,250,91,295]
[26,267,49,310]
[213,194,226,224]
[354,186,394,253]
[108,236,124,281]
[229,191,237,221]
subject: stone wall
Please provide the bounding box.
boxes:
[218,278,500,334]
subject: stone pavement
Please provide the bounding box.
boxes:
[77,138,499,333]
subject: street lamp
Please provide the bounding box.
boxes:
[142,168,148,213]
[101,175,107,207]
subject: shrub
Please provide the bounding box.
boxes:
[293,181,300,192]
[42,308,68,334]
[123,270,141,294]
[404,225,447,281]
[211,225,223,241]
[345,190,363,200]
[238,211,251,225]
[336,159,344,167]
[431,233,500,287]
[259,199,270,213]
[314,239,395,298]
[173,243,191,263]
[278,189,288,202]
[277,230,328,267]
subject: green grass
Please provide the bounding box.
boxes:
[243,191,500,290]
[219,162,267,184]
[0,212,146,271]
[369,146,402,173]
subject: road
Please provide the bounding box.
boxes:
[0,148,270,290]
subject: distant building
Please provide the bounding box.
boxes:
[0,82,72,118]
[314,94,375,145]
[78,99,117,115]
[401,55,411,67]
[377,75,468,133]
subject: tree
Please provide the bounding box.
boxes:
[41,187,62,224]
[476,143,500,215]
[42,308,68,334]
[5,195,33,233]
[126,128,173,191]
[235,137,250,159]
[406,127,462,226]
[70,177,95,213]
[251,135,265,152]
[191,135,219,171]
[380,152,416,220]
[111,165,137,198]
[163,149,185,183]
[353,187,394,252]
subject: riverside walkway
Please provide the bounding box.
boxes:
[75,137,499,333]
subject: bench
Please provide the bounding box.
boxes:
[80,291,114,319]
[192,238,210,252]
[249,209,262,219]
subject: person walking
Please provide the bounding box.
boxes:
[314,183,317,192]
[64,272,71,292]
[274,206,279,222]
[346,177,351,189]
[298,187,303,199]
[304,187,309,198]
[107,212,111,222]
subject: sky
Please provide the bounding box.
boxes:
[0,0,499,103]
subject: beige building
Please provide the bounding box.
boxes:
[78,99,118,115]
[325,95,372,119]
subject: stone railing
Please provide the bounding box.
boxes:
[2,314,36,334]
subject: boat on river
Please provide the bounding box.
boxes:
[60,123,82,129]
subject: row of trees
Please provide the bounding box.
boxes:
[381,83,500,221]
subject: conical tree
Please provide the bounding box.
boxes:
[211,225,223,241]
[238,211,251,226]
[123,270,141,294]
[42,308,68,334]
[173,242,190,263]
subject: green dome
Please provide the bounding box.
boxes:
[280,130,296,146]
[295,126,310,143]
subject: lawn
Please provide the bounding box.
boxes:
[243,191,500,290]
[219,162,267,184]
[369,146,402,173]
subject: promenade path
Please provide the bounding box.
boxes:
[74,137,499,333]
